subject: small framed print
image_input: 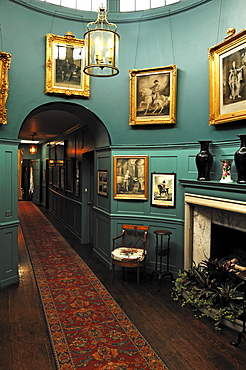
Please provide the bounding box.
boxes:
[98,170,108,197]
[46,31,90,98]
[151,172,176,207]
[209,28,246,125]
[114,156,148,200]
[129,65,177,125]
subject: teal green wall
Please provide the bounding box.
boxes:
[1,0,246,143]
[1,0,246,286]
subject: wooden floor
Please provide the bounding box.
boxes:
[1,204,246,370]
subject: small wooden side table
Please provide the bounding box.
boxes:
[150,229,173,291]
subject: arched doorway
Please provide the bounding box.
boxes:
[18,101,111,245]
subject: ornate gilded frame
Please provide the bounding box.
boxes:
[129,65,177,125]
[209,28,246,125]
[0,51,11,125]
[45,32,90,98]
[114,155,148,200]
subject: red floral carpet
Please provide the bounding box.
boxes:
[19,201,169,370]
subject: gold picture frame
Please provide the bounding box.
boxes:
[45,31,90,98]
[0,51,11,125]
[114,155,148,200]
[129,65,177,125]
[209,28,246,125]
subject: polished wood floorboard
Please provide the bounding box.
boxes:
[1,204,246,369]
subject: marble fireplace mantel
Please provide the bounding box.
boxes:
[183,193,246,270]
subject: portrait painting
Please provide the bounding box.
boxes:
[129,66,177,125]
[209,28,246,125]
[221,46,246,113]
[46,32,90,97]
[151,173,176,207]
[114,156,148,200]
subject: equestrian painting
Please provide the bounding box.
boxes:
[151,173,176,207]
[129,65,177,125]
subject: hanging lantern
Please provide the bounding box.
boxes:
[29,133,37,154]
[83,6,120,77]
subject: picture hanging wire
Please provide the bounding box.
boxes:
[133,14,144,69]
[0,23,3,50]
[168,10,175,65]
[50,10,57,34]
[216,0,223,43]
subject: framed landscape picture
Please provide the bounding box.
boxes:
[151,172,176,207]
[98,170,108,197]
[209,28,246,125]
[129,65,177,125]
[46,31,90,97]
[114,156,148,200]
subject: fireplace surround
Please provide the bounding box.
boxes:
[184,193,246,270]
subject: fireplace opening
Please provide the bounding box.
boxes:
[211,224,246,267]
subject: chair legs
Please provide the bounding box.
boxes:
[137,267,140,285]
[112,263,142,285]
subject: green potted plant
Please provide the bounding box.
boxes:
[172,258,244,330]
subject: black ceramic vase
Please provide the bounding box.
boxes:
[196,140,213,181]
[234,134,246,184]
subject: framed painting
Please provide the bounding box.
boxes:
[49,166,53,185]
[65,157,74,193]
[45,31,90,98]
[53,166,60,188]
[209,28,246,125]
[60,167,65,190]
[75,178,80,197]
[75,160,80,179]
[129,65,177,125]
[151,173,176,207]
[0,51,11,125]
[114,156,148,200]
[98,170,108,197]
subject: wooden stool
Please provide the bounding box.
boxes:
[150,229,173,291]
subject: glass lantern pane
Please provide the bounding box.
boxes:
[120,0,135,12]
[151,0,165,8]
[46,0,61,5]
[76,0,91,11]
[54,44,66,60]
[136,0,150,11]
[166,0,180,5]
[92,0,107,12]
[61,0,76,8]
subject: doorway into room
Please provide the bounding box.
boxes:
[18,101,111,246]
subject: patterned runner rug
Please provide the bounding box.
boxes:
[19,201,169,370]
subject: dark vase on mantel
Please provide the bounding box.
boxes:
[196,140,213,181]
[234,134,246,184]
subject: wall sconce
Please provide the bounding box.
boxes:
[83,6,120,77]
[29,133,37,154]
